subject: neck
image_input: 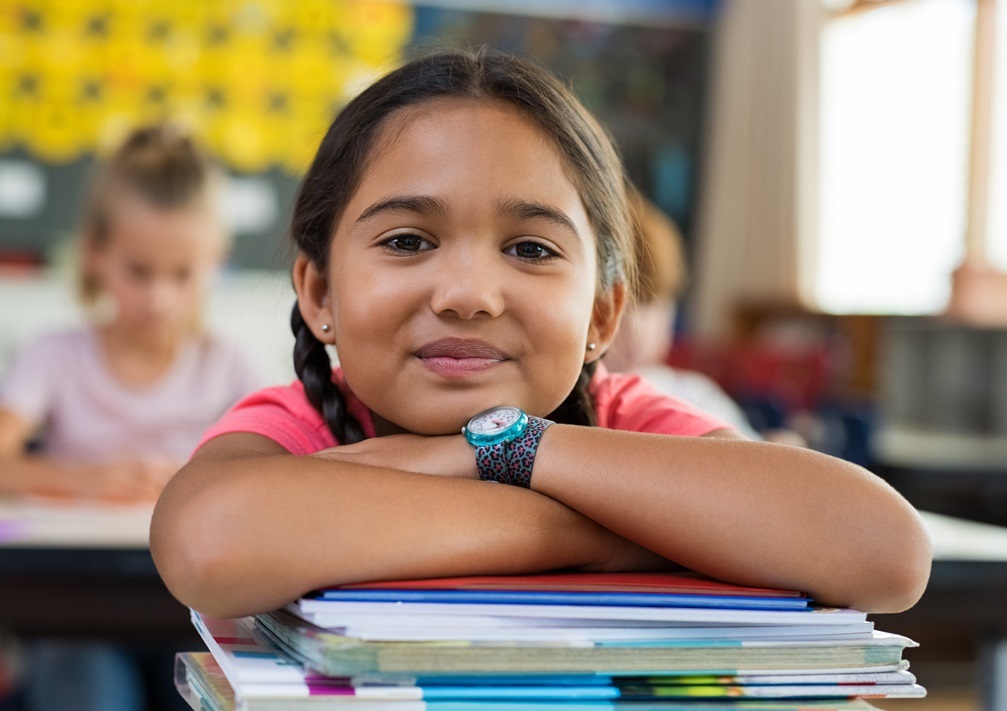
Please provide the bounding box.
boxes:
[105,318,183,354]
[100,321,187,372]
[370,411,410,437]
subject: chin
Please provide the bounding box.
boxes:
[381,396,500,436]
[379,412,466,437]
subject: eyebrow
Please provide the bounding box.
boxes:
[355,195,448,224]
[497,197,580,239]
[354,194,581,240]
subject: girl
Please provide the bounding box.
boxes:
[0,124,259,708]
[0,124,259,711]
[151,49,931,621]
[0,124,260,501]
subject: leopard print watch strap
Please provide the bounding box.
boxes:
[475,416,554,488]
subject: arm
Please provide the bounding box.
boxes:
[0,408,173,501]
[530,426,931,613]
[149,432,667,618]
[288,426,930,613]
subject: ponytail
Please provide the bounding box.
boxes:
[546,361,598,428]
[290,303,365,445]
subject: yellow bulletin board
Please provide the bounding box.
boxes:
[0,0,414,172]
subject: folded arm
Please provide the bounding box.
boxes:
[150,432,667,618]
[307,425,931,613]
[530,426,931,613]
[152,424,932,618]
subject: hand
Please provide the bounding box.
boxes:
[312,434,476,480]
[78,458,179,502]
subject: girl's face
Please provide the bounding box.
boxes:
[300,99,623,435]
[90,195,222,342]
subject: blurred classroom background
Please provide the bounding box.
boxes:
[2,0,1007,710]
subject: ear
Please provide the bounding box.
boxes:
[292,252,335,343]
[586,282,627,364]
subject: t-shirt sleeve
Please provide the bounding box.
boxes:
[593,369,735,437]
[194,384,336,457]
[0,334,56,428]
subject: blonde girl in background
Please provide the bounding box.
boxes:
[152,49,930,623]
[0,124,259,502]
[0,125,259,711]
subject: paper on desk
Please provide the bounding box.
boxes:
[920,511,1007,561]
[0,496,153,548]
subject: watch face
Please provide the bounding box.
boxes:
[467,407,522,436]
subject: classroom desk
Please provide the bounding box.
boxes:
[871,512,1007,711]
[2,500,1007,708]
[0,498,196,643]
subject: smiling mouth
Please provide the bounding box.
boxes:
[414,338,509,378]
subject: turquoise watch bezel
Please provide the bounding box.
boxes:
[463,406,528,447]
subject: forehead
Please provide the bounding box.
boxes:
[340,98,591,228]
[104,194,221,262]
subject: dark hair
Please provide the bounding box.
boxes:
[290,47,635,442]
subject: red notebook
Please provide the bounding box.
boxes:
[340,572,803,598]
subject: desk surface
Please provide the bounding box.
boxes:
[0,498,152,549]
[3,499,1007,638]
[3,496,1006,546]
[3,497,1007,571]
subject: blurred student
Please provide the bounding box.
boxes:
[605,191,795,443]
[0,124,258,500]
[0,125,259,711]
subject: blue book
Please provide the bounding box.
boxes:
[314,589,810,610]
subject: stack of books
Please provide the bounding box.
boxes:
[175,572,925,710]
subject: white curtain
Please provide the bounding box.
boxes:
[690,0,825,337]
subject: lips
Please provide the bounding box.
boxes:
[415,338,509,377]
[415,338,508,360]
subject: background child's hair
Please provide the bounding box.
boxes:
[77,123,225,307]
[628,187,687,305]
[289,47,637,443]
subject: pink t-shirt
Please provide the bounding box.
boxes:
[0,327,261,463]
[196,363,732,455]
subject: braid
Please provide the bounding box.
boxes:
[547,361,598,427]
[290,303,365,444]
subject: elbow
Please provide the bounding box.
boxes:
[853,511,933,614]
[872,526,933,614]
[150,476,253,618]
[852,555,931,615]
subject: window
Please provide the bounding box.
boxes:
[815,0,976,314]
[989,0,1007,270]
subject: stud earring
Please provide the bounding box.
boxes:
[586,342,597,351]
[321,324,331,333]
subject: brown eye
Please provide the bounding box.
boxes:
[507,241,557,261]
[392,235,422,251]
[381,233,431,254]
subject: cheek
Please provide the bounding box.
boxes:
[533,279,595,346]
[331,256,419,327]
[329,270,410,366]
[102,270,137,303]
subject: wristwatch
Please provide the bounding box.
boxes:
[462,406,553,488]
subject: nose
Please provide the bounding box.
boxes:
[143,278,180,321]
[429,246,506,320]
